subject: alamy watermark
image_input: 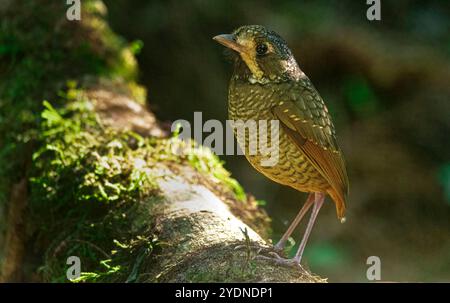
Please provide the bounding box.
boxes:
[366,256,381,281]
[66,256,81,281]
[66,0,81,21]
[171,112,280,167]
[366,0,381,21]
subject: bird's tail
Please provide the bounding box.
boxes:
[328,189,347,223]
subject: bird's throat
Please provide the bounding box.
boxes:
[239,53,264,79]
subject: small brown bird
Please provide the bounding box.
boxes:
[214,25,349,265]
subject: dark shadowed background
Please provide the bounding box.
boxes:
[103,0,450,282]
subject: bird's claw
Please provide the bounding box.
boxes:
[234,243,303,268]
[256,252,303,268]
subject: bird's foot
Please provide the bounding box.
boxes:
[234,243,303,268]
[256,252,303,268]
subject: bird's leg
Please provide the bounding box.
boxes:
[291,192,325,264]
[256,192,324,267]
[274,193,314,252]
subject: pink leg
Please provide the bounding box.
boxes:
[274,193,314,251]
[292,192,325,264]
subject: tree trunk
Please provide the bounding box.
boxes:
[0,0,323,282]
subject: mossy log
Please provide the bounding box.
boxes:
[0,0,323,282]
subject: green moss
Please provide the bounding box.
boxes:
[182,141,247,202]
[30,84,160,282]
[0,1,149,276]
[0,0,143,208]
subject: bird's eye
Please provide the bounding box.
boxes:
[256,43,268,55]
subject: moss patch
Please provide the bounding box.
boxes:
[0,0,142,208]
[0,0,146,277]
[30,84,160,282]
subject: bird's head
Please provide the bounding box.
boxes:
[213,25,303,82]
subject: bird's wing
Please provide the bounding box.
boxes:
[271,78,349,219]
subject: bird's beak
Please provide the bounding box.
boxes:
[213,34,243,53]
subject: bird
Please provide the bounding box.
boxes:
[213,25,349,265]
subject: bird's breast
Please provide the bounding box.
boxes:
[228,81,275,121]
[227,79,329,193]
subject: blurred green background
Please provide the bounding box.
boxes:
[103,0,450,282]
